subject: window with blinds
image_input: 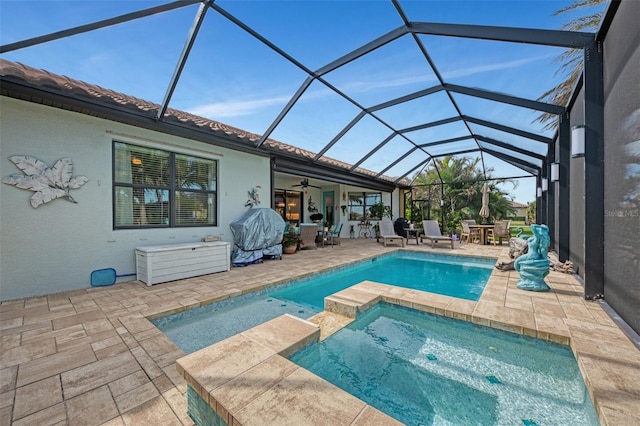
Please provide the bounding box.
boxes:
[113,142,217,228]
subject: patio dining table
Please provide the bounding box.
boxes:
[469,224,495,245]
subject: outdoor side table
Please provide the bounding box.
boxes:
[404,227,421,245]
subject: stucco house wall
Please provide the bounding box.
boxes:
[0,97,271,300]
[507,202,527,220]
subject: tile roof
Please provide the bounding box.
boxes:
[0,59,406,186]
[510,201,528,208]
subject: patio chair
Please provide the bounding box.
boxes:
[299,223,319,250]
[461,220,481,244]
[420,220,454,249]
[379,219,404,247]
[487,220,511,246]
[325,223,343,247]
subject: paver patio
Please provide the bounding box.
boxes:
[1,238,639,425]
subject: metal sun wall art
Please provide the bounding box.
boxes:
[2,155,89,208]
[244,186,261,208]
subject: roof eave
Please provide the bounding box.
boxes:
[1,73,406,191]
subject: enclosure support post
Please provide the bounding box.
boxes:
[583,40,605,300]
[536,175,542,224]
[440,184,445,228]
[546,159,556,247]
[540,161,548,225]
[557,116,570,262]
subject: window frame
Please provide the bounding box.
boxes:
[112,141,218,229]
[348,191,382,221]
[274,189,303,226]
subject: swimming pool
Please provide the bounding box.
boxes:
[153,251,494,353]
[290,303,599,426]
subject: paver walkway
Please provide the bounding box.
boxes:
[1,239,638,425]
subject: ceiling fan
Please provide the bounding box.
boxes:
[292,178,321,190]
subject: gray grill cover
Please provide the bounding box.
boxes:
[230,208,285,266]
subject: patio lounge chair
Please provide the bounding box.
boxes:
[299,223,319,250]
[379,219,404,247]
[420,220,454,249]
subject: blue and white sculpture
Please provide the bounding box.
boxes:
[514,224,551,291]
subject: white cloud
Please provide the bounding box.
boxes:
[341,73,437,93]
[186,53,553,119]
[186,84,337,118]
[188,95,291,118]
[440,54,554,80]
[342,53,554,93]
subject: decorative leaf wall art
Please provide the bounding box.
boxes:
[2,156,89,208]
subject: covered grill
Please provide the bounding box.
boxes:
[230,208,285,266]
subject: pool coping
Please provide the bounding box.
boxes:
[175,248,640,426]
[175,313,403,426]
[5,240,637,425]
[146,248,497,324]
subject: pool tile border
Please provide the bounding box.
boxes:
[149,249,494,326]
[2,240,639,425]
[177,269,639,426]
[128,248,640,426]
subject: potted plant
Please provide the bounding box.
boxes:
[446,219,458,238]
[369,201,392,240]
[282,232,301,254]
[310,212,324,222]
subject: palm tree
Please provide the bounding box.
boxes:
[535,0,606,131]
[411,156,516,234]
[526,201,537,225]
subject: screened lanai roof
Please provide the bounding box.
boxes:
[0,0,603,197]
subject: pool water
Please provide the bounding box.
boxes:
[290,303,599,426]
[153,252,494,353]
[270,252,493,311]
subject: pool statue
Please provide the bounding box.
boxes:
[514,224,551,291]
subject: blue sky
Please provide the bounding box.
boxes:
[0,0,606,204]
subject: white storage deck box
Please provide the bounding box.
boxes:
[135,241,230,286]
